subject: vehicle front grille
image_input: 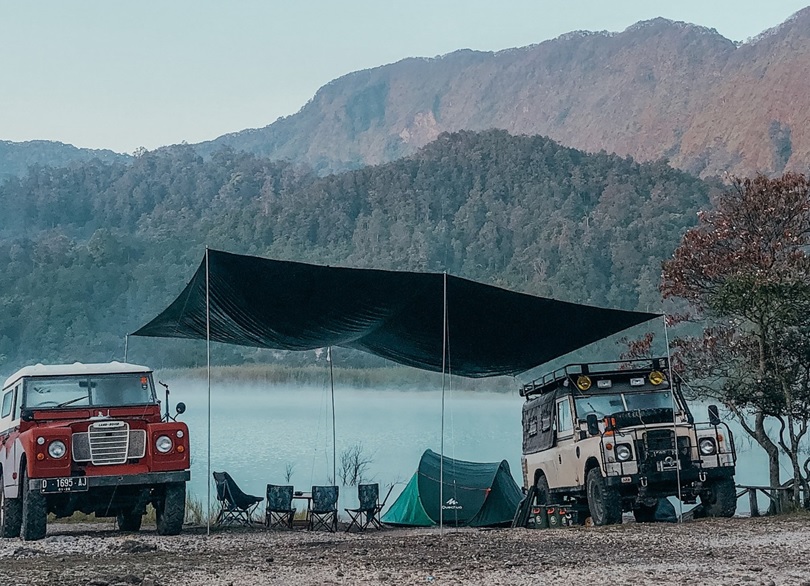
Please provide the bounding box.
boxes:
[645,429,675,452]
[72,424,146,465]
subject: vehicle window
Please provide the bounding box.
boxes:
[1,390,12,418]
[575,391,675,419]
[556,399,573,435]
[90,375,153,406]
[24,377,91,408]
[23,374,155,409]
[13,384,21,419]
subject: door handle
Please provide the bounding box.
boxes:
[558,454,562,464]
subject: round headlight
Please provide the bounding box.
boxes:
[576,375,592,391]
[155,435,173,453]
[615,444,632,462]
[699,438,716,456]
[48,440,67,459]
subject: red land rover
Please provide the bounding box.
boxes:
[0,362,190,541]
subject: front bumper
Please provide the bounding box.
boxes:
[606,465,734,490]
[30,470,190,491]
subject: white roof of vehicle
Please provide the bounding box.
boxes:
[3,362,152,389]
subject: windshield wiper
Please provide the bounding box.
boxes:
[57,396,87,408]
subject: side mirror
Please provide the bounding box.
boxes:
[586,414,600,436]
[707,404,720,426]
[175,402,186,415]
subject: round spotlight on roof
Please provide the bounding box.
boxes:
[649,370,666,385]
[576,375,592,391]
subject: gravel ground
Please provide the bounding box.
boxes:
[1,516,809,586]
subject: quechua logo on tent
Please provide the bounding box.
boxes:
[442,497,462,510]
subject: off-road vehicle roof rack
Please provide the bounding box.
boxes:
[519,357,670,398]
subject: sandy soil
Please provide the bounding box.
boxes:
[1,516,809,586]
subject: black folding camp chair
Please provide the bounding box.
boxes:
[213,471,263,527]
[265,484,296,529]
[308,485,339,532]
[345,483,382,532]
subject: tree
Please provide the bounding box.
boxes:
[661,173,810,507]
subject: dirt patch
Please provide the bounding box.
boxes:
[1,516,809,585]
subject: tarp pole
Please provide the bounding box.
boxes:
[440,272,448,535]
[329,346,336,488]
[206,247,211,536]
[664,315,683,522]
[124,334,129,363]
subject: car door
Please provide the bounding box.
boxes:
[553,396,580,488]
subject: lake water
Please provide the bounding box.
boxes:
[167,379,776,516]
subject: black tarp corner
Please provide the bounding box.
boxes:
[132,249,658,377]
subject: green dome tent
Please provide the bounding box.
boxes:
[382,449,523,527]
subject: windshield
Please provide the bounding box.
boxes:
[575,391,676,419]
[23,373,156,409]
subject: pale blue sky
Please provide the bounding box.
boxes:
[1,1,807,153]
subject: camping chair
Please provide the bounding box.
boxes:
[308,485,339,532]
[213,471,263,527]
[345,482,396,532]
[345,483,382,532]
[265,484,296,529]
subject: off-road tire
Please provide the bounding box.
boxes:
[633,503,657,523]
[535,474,551,506]
[155,482,185,536]
[586,468,622,526]
[20,467,47,541]
[701,477,736,518]
[117,510,143,532]
[0,472,22,538]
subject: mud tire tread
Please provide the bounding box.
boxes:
[20,467,47,541]
[702,477,737,518]
[586,468,622,526]
[0,472,22,538]
[156,482,185,536]
[117,510,143,532]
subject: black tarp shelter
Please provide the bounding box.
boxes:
[133,249,657,377]
[382,449,523,527]
[131,249,659,532]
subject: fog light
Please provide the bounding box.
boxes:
[36,437,45,445]
[176,430,184,438]
[649,370,666,385]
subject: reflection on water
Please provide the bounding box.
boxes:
[167,379,772,515]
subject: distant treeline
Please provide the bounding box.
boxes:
[0,130,715,374]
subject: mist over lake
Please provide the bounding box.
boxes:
[166,378,774,516]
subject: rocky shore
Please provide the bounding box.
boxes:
[1,516,809,586]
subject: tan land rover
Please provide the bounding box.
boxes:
[521,358,737,525]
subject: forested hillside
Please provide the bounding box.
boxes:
[0,130,715,374]
[0,140,129,180]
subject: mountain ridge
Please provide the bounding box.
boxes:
[196,9,810,178]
